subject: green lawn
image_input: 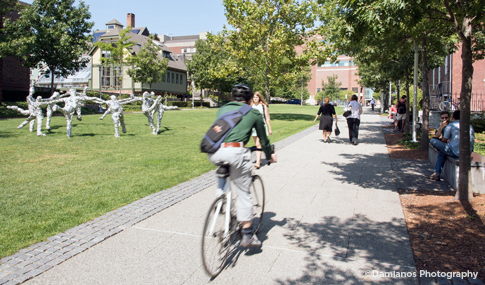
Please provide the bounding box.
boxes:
[0,104,338,258]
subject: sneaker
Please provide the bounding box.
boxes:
[429,173,440,181]
[241,234,262,248]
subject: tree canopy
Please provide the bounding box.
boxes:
[0,0,93,94]
[127,35,169,92]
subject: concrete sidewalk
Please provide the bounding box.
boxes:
[15,110,419,284]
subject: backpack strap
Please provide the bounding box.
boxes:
[238,104,252,116]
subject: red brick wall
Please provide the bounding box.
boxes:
[429,44,485,96]
[1,8,30,102]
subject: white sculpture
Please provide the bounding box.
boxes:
[49,87,97,137]
[140,92,162,135]
[7,86,49,136]
[43,91,70,130]
[98,95,139,137]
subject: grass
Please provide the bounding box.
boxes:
[0,103,336,258]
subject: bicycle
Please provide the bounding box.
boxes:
[439,96,460,111]
[201,146,267,277]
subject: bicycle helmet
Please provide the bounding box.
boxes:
[232,83,253,101]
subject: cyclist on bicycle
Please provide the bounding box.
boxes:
[208,83,277,247]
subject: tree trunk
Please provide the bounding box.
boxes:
[50,67,55,95]
[404,75,411,133]
[383,84,389,112]
[420,36,430,151]
[455,22,473,201]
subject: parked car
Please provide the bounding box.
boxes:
[286,99,302,104]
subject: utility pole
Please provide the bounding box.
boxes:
[412,45,419,142]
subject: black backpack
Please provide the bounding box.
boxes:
[397,101,406,114]
[200,104,253,154]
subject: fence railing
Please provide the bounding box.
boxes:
[430,93,485,112]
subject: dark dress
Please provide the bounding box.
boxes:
[317,104,336,131]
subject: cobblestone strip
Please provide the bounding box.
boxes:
[0,125,318,285]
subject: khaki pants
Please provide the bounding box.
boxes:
[208,147,253,221]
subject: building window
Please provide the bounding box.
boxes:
[163,72,166,82]
[180,74,184,84]
[352,87,358,93]
[176,74,179,84]
[107,25,114,30]
[172,73,174,83]
[163,51,170,58]
[102,67,111,87]
[317,88,321,92]
[113,67,122,88]
[166,72,170,83]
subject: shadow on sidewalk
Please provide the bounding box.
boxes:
[274,214,415,284]
[322,152,396,191]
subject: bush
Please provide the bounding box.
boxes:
[471,113,485,133]
[168,101,210,108]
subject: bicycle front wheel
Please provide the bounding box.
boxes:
[250,175,265,234]
[201,196,229,277]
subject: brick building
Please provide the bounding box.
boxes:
[428,44,485,111]
[297,36,369,105]
[0,1,31,103]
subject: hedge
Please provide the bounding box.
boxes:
[167,101,210,108]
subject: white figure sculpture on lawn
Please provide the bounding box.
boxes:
[43,91,70,130]
[7,86,49,136]
[140,91,163,135]
[138,91,179,135]
[49,87,96,137]
[98,95,139,137]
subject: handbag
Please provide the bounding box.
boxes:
[343,103,352,117]
[335,123,340,136]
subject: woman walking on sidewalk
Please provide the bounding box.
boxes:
[313,97,337,142]
[344,95,363,145]
[251,91,272,169]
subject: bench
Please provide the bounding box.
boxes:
[429,145,485,193]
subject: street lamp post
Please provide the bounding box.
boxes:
[412,45,419,142]
[99,66,103,112]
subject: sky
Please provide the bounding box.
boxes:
[20,0,230,36]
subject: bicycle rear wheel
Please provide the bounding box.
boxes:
[201,196,229,277]
[438,101,447,111]
[250,175,265,234]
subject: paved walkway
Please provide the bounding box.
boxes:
[0,108,481,285]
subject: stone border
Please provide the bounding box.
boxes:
[0,125,318,285]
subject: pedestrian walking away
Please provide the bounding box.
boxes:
[313,97,337,143]
[344,94,363,145]
[251,91,272,169]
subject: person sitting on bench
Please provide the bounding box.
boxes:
[429,110,475,181]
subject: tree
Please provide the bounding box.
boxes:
[187,35,244,94]
[0,0,93,94]
[94,27,136,98]
[127,35,169,92]
[426,0,485,201]
[220,0,318,101]
[315,74,341,102]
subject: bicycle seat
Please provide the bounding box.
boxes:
[216,162,230,178]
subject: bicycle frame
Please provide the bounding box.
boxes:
[207,176,233,238]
